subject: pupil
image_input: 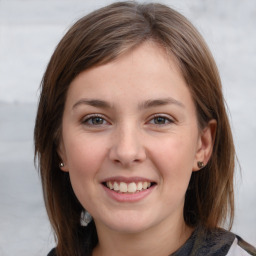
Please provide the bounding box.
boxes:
[92,117,103,124]
[155,117,165,124]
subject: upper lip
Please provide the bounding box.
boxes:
[101,176,156,184]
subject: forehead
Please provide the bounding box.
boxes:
[66,41,194,111]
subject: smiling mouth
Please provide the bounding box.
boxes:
[102,181,156,193]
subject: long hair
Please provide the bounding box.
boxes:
[34,2,235,255]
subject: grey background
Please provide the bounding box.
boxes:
[0,0,255,255]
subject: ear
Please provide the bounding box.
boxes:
[57,140,69,172]
[193,119,217,171]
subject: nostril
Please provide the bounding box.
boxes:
[108,138,147,166]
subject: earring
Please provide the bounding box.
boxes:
[197,161,204,169]
[59,162,64,168]
[80,211,92,227]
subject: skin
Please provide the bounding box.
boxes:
[58,41,216,256]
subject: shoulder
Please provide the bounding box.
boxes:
[191,226,236,255]
[226,236,256,256]
[47,248,56,256]
[199,227,256,256]
[172,225,256,256]
[195,227,256,256]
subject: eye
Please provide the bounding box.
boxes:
[82,115,109,126]
[148,115,174,125]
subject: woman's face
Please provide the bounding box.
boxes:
[59,42,213,235]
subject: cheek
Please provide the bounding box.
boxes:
[146,133,198,214]
[150,133,197,185]
[64,135,108,208]
[64,134,108,184]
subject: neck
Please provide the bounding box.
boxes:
[92,216,193,256]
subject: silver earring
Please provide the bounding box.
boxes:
[80,211,92,226]
[59,162,64,168]
[197,161,204,169]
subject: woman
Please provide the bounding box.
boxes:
[34,2,256,256]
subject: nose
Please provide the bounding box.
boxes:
[109,124,146,167]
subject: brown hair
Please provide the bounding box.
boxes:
[34,2,235,255]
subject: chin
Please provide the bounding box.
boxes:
[98,212,156,234]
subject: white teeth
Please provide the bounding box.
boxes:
[105,181,152,193]
[113,182,119,191]
[127,182,137,193]
[142,181,148,189]
[120,182,128,193]
[107,181,113,189]
[137,182,143,191]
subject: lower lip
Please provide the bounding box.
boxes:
[102,185,155,202]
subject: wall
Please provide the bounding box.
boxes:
[0,0,255,255]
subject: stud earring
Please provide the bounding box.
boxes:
[80,211,92,227]
[59,162,65,168]
[197,161,204,169]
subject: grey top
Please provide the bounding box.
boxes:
[171,225,256,256]
[48,225,256,256]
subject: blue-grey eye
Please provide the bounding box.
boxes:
[153,116,168,124]
[83,116,107,125]
[149,115,173,125]
[93,117,104,124]
[89,117,104,125]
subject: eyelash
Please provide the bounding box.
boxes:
[147,114,174,126]
[81,114,174,127]
[82,114,109,126]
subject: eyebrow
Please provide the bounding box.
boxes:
[138,97,185,109]
[72,97,184,110]
[72,99,112,110]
